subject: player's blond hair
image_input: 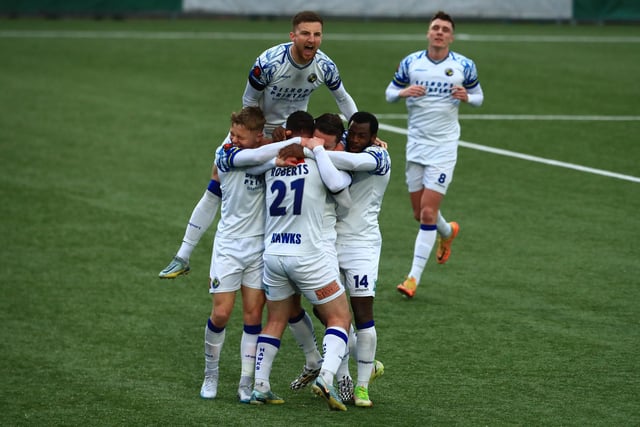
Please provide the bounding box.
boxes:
[230,106,266,132]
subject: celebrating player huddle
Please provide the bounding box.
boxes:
[158,7,481,413]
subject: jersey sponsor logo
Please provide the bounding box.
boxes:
[315,281,340,300]
[268,85,313,100]
[270,232,302,244]
[413,79,455,95]
[269,164,309,177]
[244,173,265,190]
[307,73,318,83]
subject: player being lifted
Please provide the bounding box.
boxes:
[159,10,357,279]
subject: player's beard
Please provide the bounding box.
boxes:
[302,45,317,61]
[292,44,317,64]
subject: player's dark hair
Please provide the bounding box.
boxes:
[278,143,305,161]
[286,111,315,137]
[292,11,323,29]
[349,111,379,136]
[430,10,455,30]
[314,113,344,137]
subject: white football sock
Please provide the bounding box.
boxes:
[355,325,377,387]
[408,224,437,286]
[240,324,261,379]
[319,327,348,385]
[254,335,280,393]
[436,211,452,237]
[204,319,225,376]
[336,324,356,379]
[288,310,322,370]
[176,189,220,261]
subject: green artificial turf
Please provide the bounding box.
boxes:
[1,17,639,426]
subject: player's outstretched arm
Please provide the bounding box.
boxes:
[232,138,301,167]
[331,84,358,122]
[326,150,378,172]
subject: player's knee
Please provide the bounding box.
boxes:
[420,206,438,223]
[351,299,374,325]
[212,308,232,325]
[244,307,263,324]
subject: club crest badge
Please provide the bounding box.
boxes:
[307,73,318,83]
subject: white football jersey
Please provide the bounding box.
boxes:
[335,146,391,245]
[214,138,266,238]
[390,50,480,156]
[264,159,327,256]
[322,195,338,244]
[246,42,346,136]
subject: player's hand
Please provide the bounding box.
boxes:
[301,136,324,150]
[373,137,388,149]
[272,126,287,142]
[451,85,468,102]
[400,85,426,98]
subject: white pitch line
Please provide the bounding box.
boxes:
[1,30,639,44]
[377,122,640,184]
[3,28,637,182]
[376,114,640,121]
[454,34,640,43]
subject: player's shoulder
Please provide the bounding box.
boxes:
[449,50,476,66]
[214,140,230,156]
[314,48,334,62]
[397,50,427,69]
[215,139,240,169]
[313,48,338,67]
[364,145,387,155]
[259,42,290,61]
[364,145,391,171]
[403,50,427,62]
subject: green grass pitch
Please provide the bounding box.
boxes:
[1,17,639,426]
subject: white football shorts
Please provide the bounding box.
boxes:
[405,143,458,194]
[336,242,380,298]
[263,253,343,304]
[323,237,340,277]
[209,235,264,294]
